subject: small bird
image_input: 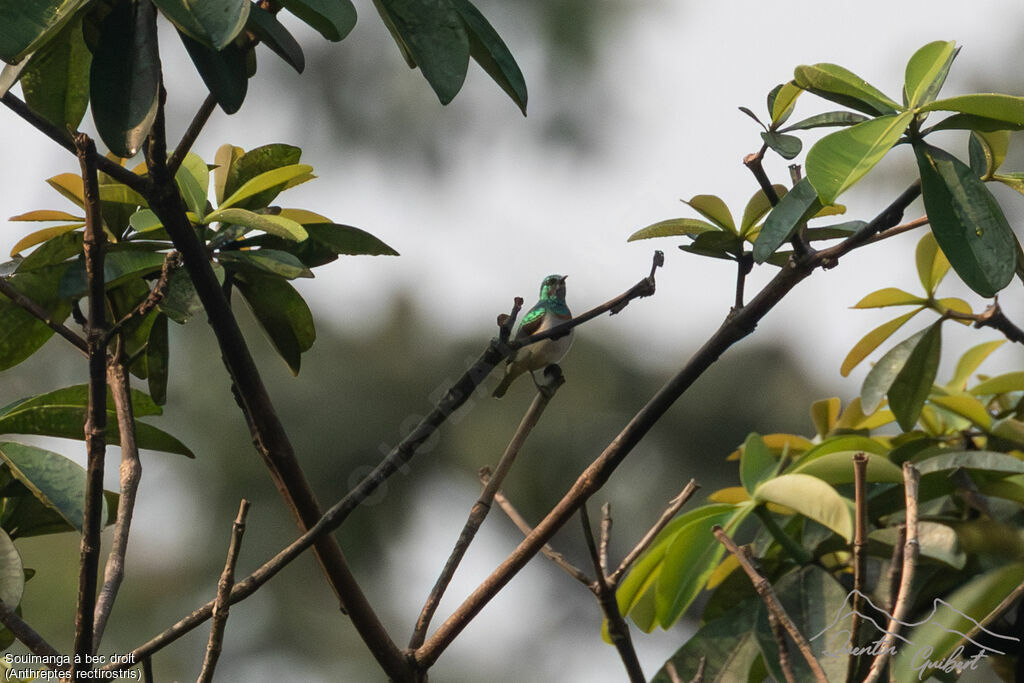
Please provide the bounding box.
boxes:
[493,274,573,398]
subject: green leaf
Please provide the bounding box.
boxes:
[740,433,776,495]
[175,153,209,220]
[205,208,308,242]
[0,530,23,609]
[0,266,72,371]
[627,218,719,242]
[790,451,903,484]
[752,177,819,263]
[160,262,225,324]
[305,223,399,256]
[947,340,1004,391]
[218,249,313,279]
[179,30,249,115]
[871,521,965,568]
[0,385,193,457]
[683,195,735,232]
[769,81,802,125]
[0,442,107,533]
[739,185,787,236]
[16,231,82,271]
[221,144,301,207]
[279,0,356,42]
[654,505,746,628]
[806,112,914,204]
[129,208,164,234]
[887,322,941,431]
[929,113,1024,133]
[929,394,993,430]
[152,0,249,50]
[678,231,744,261]
[760,131,802,159]
[891,563,1024,681]
[247,4,305,73]
[213,144,243,205]
[971,371,1024,396]
[19,14,90,131]
[235,273,315,375]
[922,93,1024,127]
[969,130,1010,180]
[0,0,91,64]
[852,287,925,309]
[372,0,470,105]
[451,0,526,114]
[917,450,1024,476]
[904,40,957,108]
[793,63,901,116]
[146,313,169,405]
[860,326,929,413]
[778,110,870,132]
[654,604,762,682]
[218,164,314,210]
[914,142,1017,297]
[752,474,853,542]
[58,250,167,299]
[89,0,160,158]
[10,224,83,257]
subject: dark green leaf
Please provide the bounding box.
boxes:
[0,442,108,533]
[372,0,470,105]
[152,0,248,50]
[0,0,91,64]
[235,273,315,375]
[0,266,73,371]
[915,450,1024,476]
[914,142,1017,297]
[861,327,929,414]
[58,250,167,299]
[928,113,1024,133]
[146,313,168,405]
[16,230,82,271]
[279,0,356,42]
[888,321,942,430]
[753,177,820,263]
[760,130,802,159]
[89,0,160,157]
[678,231,743,261]
[219,249,313,279]
[247,4,304,73]
[179,30,249,115]
[306,223,399,256]
[652,603,762,682]
[0,386,193,457]
[20,15,90,130]
[160,262,225,324]
[793,62,901,116]
[222,144,302,207]
[450,0,526,114]
[778,110,870,132]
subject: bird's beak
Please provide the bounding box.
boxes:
[560,275,568,282]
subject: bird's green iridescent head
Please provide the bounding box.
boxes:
[539,274,568,301]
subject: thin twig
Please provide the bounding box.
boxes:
[105,251,181,342]
[0,92,148,193]
[687,657,706,683]
[486,479,592,585]
[863,215,929,246]
[0,278,88,355]
[608,480,699,586]
[71,133,108,680]
[886,524,905,613]
[765,601,797,683]
[167,94,218,177]
[197,500,250,683]
[0,597,68,669]
[848,452,869,683]
[864,463,920,683]
[599,503,612,579]
[955,580,1024,652]
[714,527,827,682]
[410,381,562,649]
[580,504,644,683]
[944,298,1024,345]
[93,354,144,648]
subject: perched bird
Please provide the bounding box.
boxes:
[493,274,573,398]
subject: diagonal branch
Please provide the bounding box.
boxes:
[0,278,88,355]
[608,480,699,586]
[410,379,562,649]
[0,597,67,669]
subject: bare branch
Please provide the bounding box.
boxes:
[410,382,562,649]
[608,480,699,586]
[848,452,869,683]
[71,132,109,678]
[599,503,612,579]
[197,500,251,683]
[944,298,1024,345]
[580,504,644,682]
[167,94,218,177]
[0,597,68,669]
[864,463,920,683]
[714,527,827,682]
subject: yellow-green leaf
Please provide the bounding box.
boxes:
[10,224,84,256]
[682,194,735,232]
[46,173,84,208]
[739,184,788,237]
[840,308,921,377]
[753,474,853,542]
[278,208,332,224]
[929,394,992,430]
[852,287,925,309]
[915,231,950,294]
[8,209,83,222]
[218,163,314,210]
[810,397,840,438]
[204,207,308,242]
[770,82,802,124]
[947,340,1004,390]
[627,218,719,242]
[971,371,1024,396]
[903,40,957,108]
